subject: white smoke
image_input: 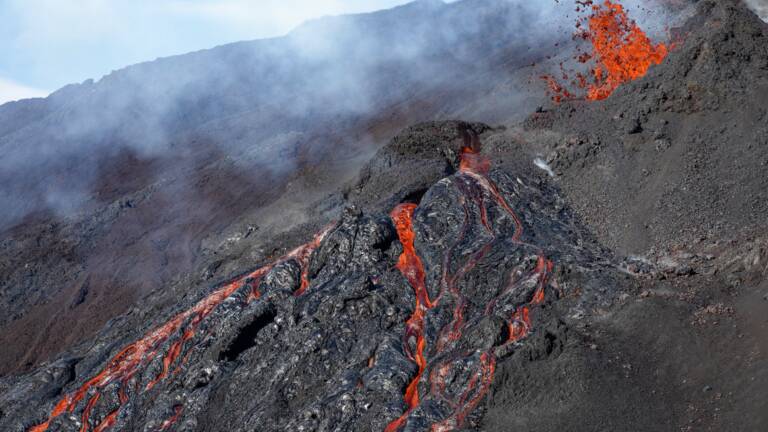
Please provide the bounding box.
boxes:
[0,0,691,230]
[533,158,555,177]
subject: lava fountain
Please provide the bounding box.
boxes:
[544,0,669,102]
[584,0,669,100]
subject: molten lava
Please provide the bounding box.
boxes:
[542,75,575,104]
[29,229,330,432]
[458,147,490,175]
[459,131,523,242]
[385,203,433,432]
[585,0,668,100]
[544,0,668,102]
[391,204,433,309]
[385,130,555,431]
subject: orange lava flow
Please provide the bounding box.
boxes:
[458,146,491,175]
[92,410,119,432]
[28,228,331,432]
[386,130,555,432]
[293,230,331,296]
[385,203,434,432]
[392,204,433,309]
[542,0,668,102]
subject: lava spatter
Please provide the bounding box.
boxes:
[544,0,669,102]
[28,229,330,432]
[585,0,669,100]
[385,130,555,431]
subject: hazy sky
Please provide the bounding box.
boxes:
[0,0,428,104]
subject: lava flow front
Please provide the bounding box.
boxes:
[28,229,330,432]
[385,130,555,431]
[544,0,669,101]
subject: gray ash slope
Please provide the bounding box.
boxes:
[523,0,768,254]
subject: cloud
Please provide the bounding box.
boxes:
[0,77,48,105]
[0,0,417,91]
[745,0,768,21]
[163,0,419,30]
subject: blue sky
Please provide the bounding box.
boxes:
[0,0,426,104]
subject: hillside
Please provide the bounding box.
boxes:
[0,0,565,375]
[0,1,766,432]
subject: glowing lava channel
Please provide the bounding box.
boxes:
[385,203,434,432]
[29,228,331,432]
[385,130,555,431]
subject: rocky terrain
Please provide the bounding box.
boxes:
[0,0,767,431]
[0,121,622,432]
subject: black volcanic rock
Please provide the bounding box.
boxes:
[0,123,619,432]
